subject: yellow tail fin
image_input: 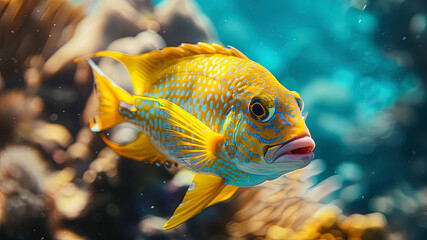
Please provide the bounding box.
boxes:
[87,59,134,132]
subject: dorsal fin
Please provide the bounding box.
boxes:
[75,43,247,95]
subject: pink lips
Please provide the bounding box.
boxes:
[264,136,315,163]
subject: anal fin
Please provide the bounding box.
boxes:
[101,131,173,165]
[163,173,238,230]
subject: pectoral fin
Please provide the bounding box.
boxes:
[163,173,229,230]
[135,96,223,171]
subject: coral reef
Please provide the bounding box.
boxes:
[0,0,217,239]
[226,161,388,239]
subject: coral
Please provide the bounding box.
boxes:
[45,167,90,219]
[0,90,44,147]
[263,209,388,240]
[226,161,388,240]
[0,0,85,86]
[0,145,49,237]
[154,0,218,46]
[54,228,86,240]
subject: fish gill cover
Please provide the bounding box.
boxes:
[0,0,426,239]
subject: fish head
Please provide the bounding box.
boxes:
[222,70,315,178]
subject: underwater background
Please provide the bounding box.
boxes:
[0,0,426,239]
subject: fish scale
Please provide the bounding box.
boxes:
[77,42,314,230]
[118,56,238,166]
[145,55,239,131]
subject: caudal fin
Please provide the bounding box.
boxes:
[86,59,134,132]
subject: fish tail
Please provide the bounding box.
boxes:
[87,59,134,132]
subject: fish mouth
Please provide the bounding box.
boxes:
[264,136,315,164]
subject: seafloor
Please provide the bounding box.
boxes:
[0,0,426,240]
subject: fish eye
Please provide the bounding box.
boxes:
[249,96,275,122]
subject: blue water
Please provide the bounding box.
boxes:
[154,0,426,238]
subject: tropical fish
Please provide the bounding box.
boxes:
[76,42,315,230]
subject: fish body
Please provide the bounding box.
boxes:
[78,43,315,229]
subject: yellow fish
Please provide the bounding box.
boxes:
[77,42,315,230]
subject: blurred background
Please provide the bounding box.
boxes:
[0,0,426,239]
